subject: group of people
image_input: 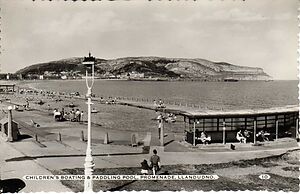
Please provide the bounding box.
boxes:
[156,112,177,123]
[236,129,269,143]
[140,149,161,175]
[19,88,84,102]
[165,113,176,123]
[53,108,84,122]
[236,129,251,143]
[153,99,165,108]
[193,128,270,145]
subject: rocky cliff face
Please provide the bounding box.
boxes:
[16,56,272,81]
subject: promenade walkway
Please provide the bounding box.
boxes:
[117,98,299,117]
[117,99,199,115]
[0,92,299,192]
[0,138,72,192]
[2,135,298,192]
[1,120,298,192]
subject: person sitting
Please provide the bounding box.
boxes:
[243,129,252,142]
[63,112,69,121]
[256,130,269,142]
[53,109,62,121]
[243,129,251,138]
[69,102,75,108]
[199,132,211,145]
[236,130,246,143]
[75,109,81,122]
[140,159,150,175]
[37,100,44,105]
[70,109,76,122]
[158,99,165,108]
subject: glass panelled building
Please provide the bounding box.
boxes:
[182,105,299,144]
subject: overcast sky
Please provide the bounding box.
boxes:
[0,0,298,79]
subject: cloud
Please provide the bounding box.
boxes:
[32,10,125,38]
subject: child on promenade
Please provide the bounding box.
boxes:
[150,149,161,175]
[141,159,150,175]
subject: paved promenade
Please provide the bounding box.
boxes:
[1,133,298,192]
[0,138,72,192]
[0,93,299,192]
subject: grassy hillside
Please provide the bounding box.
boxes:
[15,56,272,80]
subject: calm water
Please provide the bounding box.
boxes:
[24,80,298,110]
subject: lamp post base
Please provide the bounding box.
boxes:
[84,149,95,192]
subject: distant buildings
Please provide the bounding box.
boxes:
[128,71,145,79]
[2,70,147,80]
[103,72,117,79]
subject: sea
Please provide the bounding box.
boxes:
[22,80,298,110]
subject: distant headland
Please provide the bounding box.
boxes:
[10,56,272,81]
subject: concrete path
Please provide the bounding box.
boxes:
[0,139,72,192]
[1,132,298,192]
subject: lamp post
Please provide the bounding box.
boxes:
[83,52,96,192]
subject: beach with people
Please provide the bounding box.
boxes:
[0,80,298,192]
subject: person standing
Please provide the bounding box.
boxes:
[80,111,84,123]
[153,100,157,106]
[70,109,75,122]
[26,99,29,109]
[150,149,161,175]
[157,114,163,139]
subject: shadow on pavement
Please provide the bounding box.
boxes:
[109,180,137,191]
[164,140,174,146]
[0,178,26,193]
[17,134,32,141]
